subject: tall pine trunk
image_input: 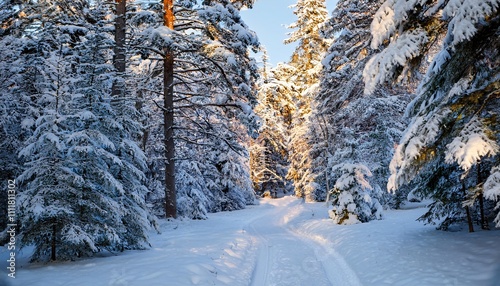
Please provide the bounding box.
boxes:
[112,0,126,97]
[163,0,176,218]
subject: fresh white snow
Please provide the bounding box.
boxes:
[2,196,500,286]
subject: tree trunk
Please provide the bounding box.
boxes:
[462,180,474,233]
[319,115,330,206]
[164,0,176,218]
[477,164,489,230]
[465,205,474,233]
[51,224,57,261]
[112,0,126,97]
[478,193,488,229]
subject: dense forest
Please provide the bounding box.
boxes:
[0,0,499,262]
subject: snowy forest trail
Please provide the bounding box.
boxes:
[5,197,361,286]
[247,199,361,286]
[4,196,500,286]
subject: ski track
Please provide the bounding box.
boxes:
[247,199,362,286]
[6,198,361,286]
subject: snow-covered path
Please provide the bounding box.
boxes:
[4,197,354,286]
[247,200,360,286]
[2,196,500,286]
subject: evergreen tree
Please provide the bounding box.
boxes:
[9,0,155,261]
[309,0,411,223]
[329,163,383,224]
[129,0,259,218]
[369,0,500,229]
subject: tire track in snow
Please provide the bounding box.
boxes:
[283,201,362,286]
[248,198,362,286]
[289,228,363,286]
[249,221,272,286]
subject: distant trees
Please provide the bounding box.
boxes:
[249,0,331,201]
[284,0,330,201]
[250,56,298,197]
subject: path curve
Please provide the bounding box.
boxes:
[247,198,362,286]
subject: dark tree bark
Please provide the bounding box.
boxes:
[51,224,57,261]
[477,164,489,230]
[164,0,177,218]
[112,0,126,97]
[462,180,474,233]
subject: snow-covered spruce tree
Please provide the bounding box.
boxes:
[208,143,256,212]
[250,58,297,197]
[70,1,155,251]
[128,0,259,218]
[175,149,214,220]
[329,163,383,224]
[0,2,37,235]
[1,0,86,261]
[485,165,500,228]
[370,0,500,230]
[285,0,330,201]
[0,1,79,238]
[310,0,411,221]
[15,5,93,261]
[15,1,155,261]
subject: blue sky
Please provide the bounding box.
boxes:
[240,0,336,66]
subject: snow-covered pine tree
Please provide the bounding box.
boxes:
[285,0,330,201]
[0,2,38,235]
[374,0,500,230]
[485,165,500,228]
[310,0,411,221]
[329,163,383,224]
[128,0,259,218]
[14,1,155,261]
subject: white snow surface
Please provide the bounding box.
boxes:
[3,197,500,286]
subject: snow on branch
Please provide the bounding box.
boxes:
[150,26,175,49]
[363,29,428,95]
[370,0,428,49]
[445,116,499,171]
[333,163,373,192]
[388,108,451,191]
[443,0,500,46]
